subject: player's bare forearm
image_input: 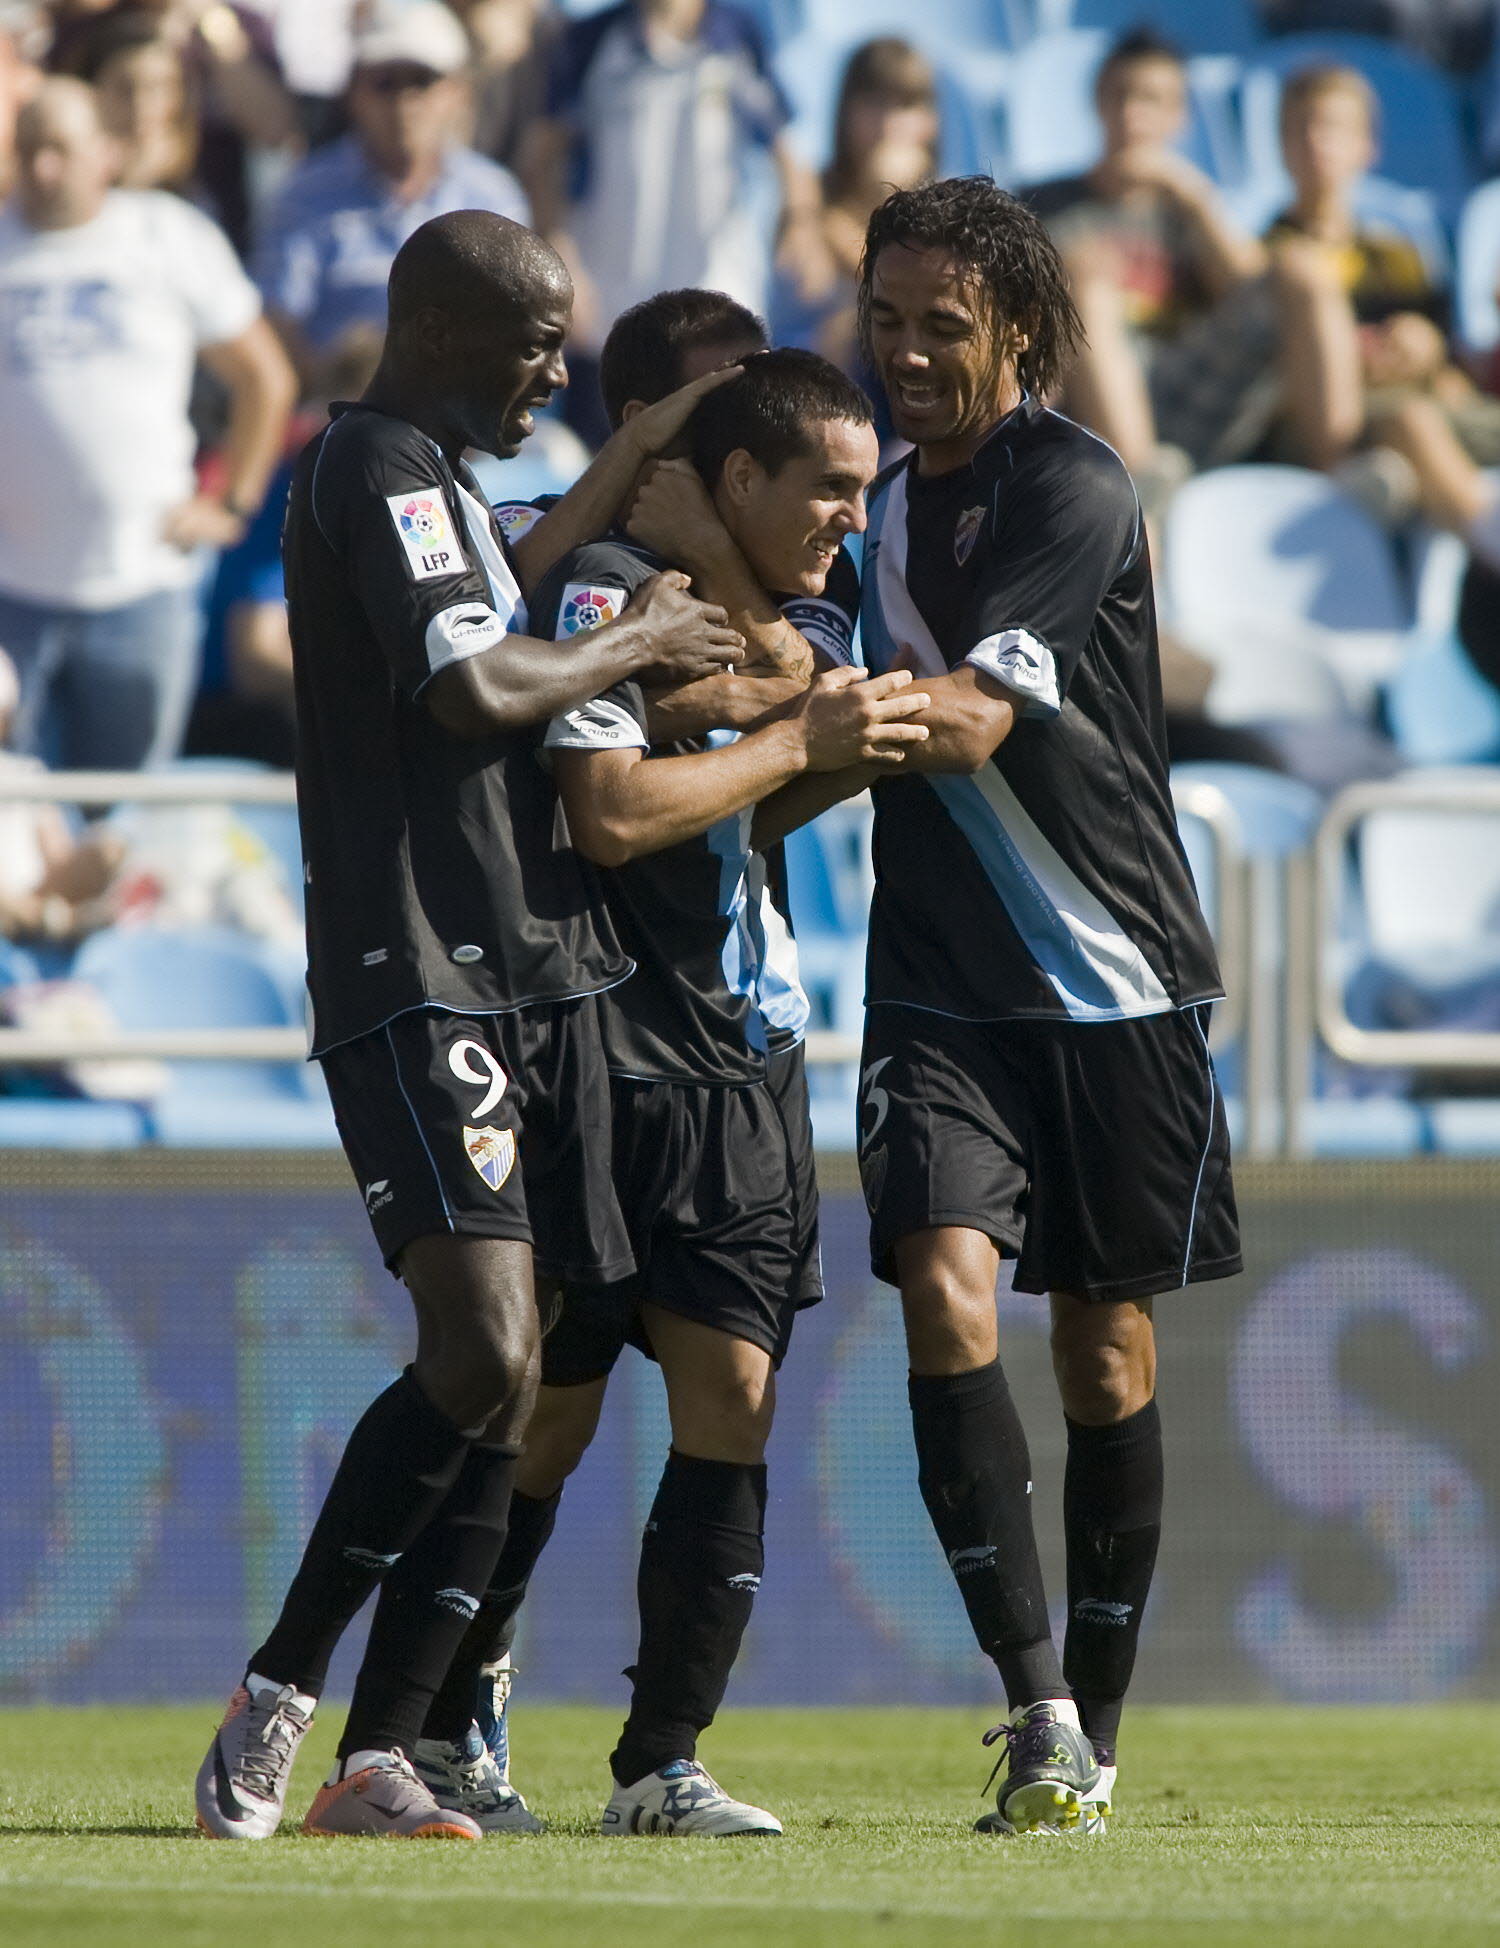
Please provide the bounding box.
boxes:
[642,670,808,741]
[888,667,1019,774]
[751,764,880,849]
[427,612,734,739]
[555,720,811,866]
[509,424,652,595]
[674,532,815,680]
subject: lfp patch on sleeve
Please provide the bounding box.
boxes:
[491,500,546,543]
[558,583,625,636]
[386,490,464,581]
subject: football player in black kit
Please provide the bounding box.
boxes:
[757,178,1240,1838]
[415,341,919,1838]
[193,212,763,1842]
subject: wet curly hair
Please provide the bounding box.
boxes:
[857,176,1083,400]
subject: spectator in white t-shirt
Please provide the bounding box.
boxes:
[0,78,294,770]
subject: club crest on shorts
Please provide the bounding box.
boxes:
[463,1124,516,1191]
[954,505,985,566]
[559,583,624,635]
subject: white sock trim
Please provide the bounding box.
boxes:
[333,1748,400,1782]
[246,1671,317,1717]
[1013,1696,1081,1731]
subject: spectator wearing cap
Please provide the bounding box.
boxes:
[0,78,295,770]
[254,0,528,399]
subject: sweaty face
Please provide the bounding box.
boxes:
[1097,56,1187,153]
[867,243,1018,473]
[449,284,572,459]
[725,416,879,599]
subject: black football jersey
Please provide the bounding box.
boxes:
[286,403,631,1056]
[860,395,1222,1024]
[535,534,858,1084]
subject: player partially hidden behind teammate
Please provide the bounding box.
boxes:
[193,212,752,1842]
[758,177,1239,1837]
[410,338,924,1837]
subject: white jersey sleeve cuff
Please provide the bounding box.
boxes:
[414,603,510,692]
[543,695,650,751]
[779,595,856,667]
[965,629,1061,718]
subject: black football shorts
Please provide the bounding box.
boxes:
[858,1002,1240,1302]
[767,1040,823,1307]
[321,998,633,1286]
[542,1071,813,1386]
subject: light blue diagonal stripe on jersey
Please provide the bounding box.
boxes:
[705,801,768,1055]
[702,728,809,1049]
[861,471,1171,1022]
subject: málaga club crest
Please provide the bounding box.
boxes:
[463,1125,516,1191]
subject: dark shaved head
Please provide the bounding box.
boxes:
[387,210,571,335]
[372,210,573,461]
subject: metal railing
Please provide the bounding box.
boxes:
[1282,771,1500,1153]
[0,770,870,1071]
[7,768,1500,1157]
[0,769,306,1066]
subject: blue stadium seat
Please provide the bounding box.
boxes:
[1385,631,1500,768]
[1065,0,1262,60]
[1160,465,1411,714]
[0,1098,148,1148]
[1170,762,1323,860]
[71,925,336,1147]
[1455,177,1500,357]
[1238,34,1474,217]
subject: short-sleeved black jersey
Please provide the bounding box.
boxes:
[536,533,857,1085]
[860,395,1221,1024]
[286,404,631,1056]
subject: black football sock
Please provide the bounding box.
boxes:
[610,1451,766,1788]
[338,1442,519,1761]
[419,1484,564,1745]
[250,1369,470,1696]
[908,1361,1065,1710]
[1062,1399,1163,1768]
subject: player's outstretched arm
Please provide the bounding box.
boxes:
[426,572,744,738]
[554,668,927,866]
[507,370,744,595]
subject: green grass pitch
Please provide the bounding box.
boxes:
[2,1705,1498,1948]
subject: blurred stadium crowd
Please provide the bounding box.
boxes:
[6,0,1500,1151]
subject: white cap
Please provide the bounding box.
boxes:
[352,1,470,79]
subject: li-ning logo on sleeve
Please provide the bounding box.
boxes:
[558,583,625,635]
[386,489,461,580]
[1073,1598,1134,1626]
[954,504,986,565]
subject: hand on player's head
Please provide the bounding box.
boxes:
[623,364,745,462]
[627,569,745,686]
[793,665,930,771]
